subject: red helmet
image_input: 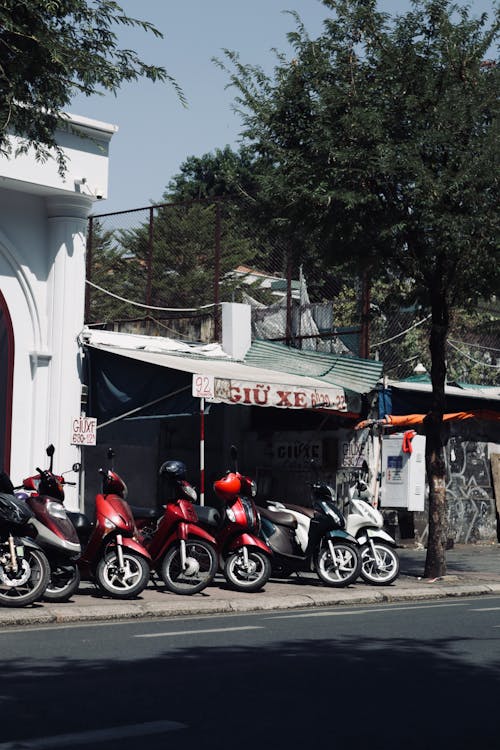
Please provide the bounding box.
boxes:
[214,472,241,501]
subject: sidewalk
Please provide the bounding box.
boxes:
[1,542,498,629]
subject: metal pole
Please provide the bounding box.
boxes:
[360,270,370,359]
[200,397,205,505]
[213,201,221,342]
[84,216,93,323]
[286,251,293,345]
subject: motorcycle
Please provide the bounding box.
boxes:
[258,488,361,587]
[130,459,218,595]
[342,480,400,585]
[195,446,272,592]
[0,472,51,607]
[268,470,399,585]
[16,445,82,602]
[67,449,151,599]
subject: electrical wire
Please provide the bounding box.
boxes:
[370,314,431,348]
[85,279,217,313]
[447,339,500,369]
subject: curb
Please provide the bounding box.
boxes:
[1,580,500,629]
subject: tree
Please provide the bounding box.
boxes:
[0,0,184,174]
[219,0,499,577]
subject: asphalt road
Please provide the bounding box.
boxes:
[1,594,499,750]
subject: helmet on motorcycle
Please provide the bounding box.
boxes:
[159,459,187,481]
[213,472,241,501]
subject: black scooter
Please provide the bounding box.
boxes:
[0,472,51,607]
[257,493,361,587]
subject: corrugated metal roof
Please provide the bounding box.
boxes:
[244,340,383,395]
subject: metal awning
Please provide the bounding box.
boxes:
[83,335,363,425]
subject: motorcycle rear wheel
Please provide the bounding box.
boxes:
[0,547,50,607]
[360,542,400,585]
[43,564,81,602]
[224,549,271,592]
[161,540,217,595]
[96,550,150,599]
[315,541,361,588]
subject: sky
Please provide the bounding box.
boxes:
[69,0,497,215]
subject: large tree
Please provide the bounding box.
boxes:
[219,0,499,576]
[0,0,184,174]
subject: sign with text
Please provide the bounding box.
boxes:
[211,379,347,412]
[274,440,322,467]
[71,416,97,446]
[192,374,215,399]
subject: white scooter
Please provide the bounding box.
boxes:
[341,480,400,585]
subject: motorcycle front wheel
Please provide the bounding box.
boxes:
[96,550,150,599]
[224,549,271,592]
[360,543,400,585]
[315,541,361,588]
[43,564,81,602]
[0,547,50,607]
[161,540,217,595]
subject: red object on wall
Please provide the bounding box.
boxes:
[402,430,417,453]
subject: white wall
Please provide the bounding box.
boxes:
[0,114,116,509]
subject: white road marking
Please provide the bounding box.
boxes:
[267,602,472,619]
[135,625,263,638]
[0,720,187,749]
[470,607,500,612]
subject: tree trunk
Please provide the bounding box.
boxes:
[424,284,449,578]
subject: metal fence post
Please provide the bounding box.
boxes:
[286,252,293,346]
[84,216,93,323]
[214,200,221,341]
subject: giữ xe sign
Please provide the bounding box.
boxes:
[71,416,97,445]
[192,375,347,412]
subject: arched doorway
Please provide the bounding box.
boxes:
[0,290,14,472]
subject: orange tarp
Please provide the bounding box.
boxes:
[356,410,500,430]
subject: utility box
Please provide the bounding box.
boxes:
[380,433,426,511]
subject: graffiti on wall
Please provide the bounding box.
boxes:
[445,439,496,543]
[415,438,497,545]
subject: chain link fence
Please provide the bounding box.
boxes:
[85,197,499,384]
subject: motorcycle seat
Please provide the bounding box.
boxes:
[284,503,315,519]
[258,505,298,529]
[67,511,93,538]
[129,505,160,520]
[194,504,221,528]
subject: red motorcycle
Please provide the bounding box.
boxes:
[196,446,272,592]
[16,445,82,602]
[67,449,152,599]
[129,460,219,595]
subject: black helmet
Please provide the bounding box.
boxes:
[159,460,187,481]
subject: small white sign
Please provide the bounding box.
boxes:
[71,416,97,446]
[192,374,215,399]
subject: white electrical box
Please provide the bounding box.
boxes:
[380,433,426,511]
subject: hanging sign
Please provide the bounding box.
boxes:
[70,416,97,445]
[211,378,347,411]
[192,374,215,399]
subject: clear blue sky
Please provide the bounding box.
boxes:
[69,0,497,215]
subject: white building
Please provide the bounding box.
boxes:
[0,114,117,509]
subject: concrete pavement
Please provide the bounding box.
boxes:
[0,542,498,629]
